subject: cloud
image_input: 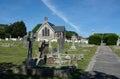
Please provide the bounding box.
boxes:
[41,0,81,34]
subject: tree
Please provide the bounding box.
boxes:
[0,24,9,38]
[0,21,27,39]
[103,33,118,45]
[0,27,5,39]
[10,21,27,38]
[32,24,42,33]
[89,33,118,45]
[66,30,78,39]
[88,34,102,45]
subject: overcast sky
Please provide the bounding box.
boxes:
[0,0,120,37]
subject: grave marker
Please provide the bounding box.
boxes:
[70,34,76,49]
[117,34,120,46]
[27,32,34,65]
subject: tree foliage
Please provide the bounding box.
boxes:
[0,21,27,38]
[89,33,118,45]
[9,21,27,38]
[10,21,27,38]
[103,33,118,45]
[32,24,42,33]
[88,34,102,45]
[0,24,9,39]
[66,31,78,39]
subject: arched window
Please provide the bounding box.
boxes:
[48,29,50,36]
[45,27,47,36]
[42,27,50,36]
[42,29,44,36]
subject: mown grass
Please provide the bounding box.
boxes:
[77,46,97,70]
[0,40,43,65]
[0,40,97,70]
[0,41,27,65]
[59,42,97,70]
[110,46,120,57]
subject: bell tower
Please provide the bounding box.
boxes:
[44,17,48,23]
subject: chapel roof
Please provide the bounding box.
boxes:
[47,22,65,32]
[52,26,65,32]
[44,17,65,32]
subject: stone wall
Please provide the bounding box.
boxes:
[12,66,76,78]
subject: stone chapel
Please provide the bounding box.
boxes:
[36,17,66,41]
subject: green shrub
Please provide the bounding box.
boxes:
[89,33,118,45]
[103,34,118,45]
[88,34,102,45]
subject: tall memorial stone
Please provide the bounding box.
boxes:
[70,34,76,49]
[56,36,64,65]
[27,32,34,65]
[57,36,64,51]
[23,37,29,47]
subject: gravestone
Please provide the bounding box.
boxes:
[23,38,29,47]
[46,57,54,64]
[9,35,11,40]
[38,40,49,58]
[5,38,9,41]
[117,34,120,46]
[49,38,52,48]
[23,35,29,47]
[57,36,64,51]
[48,38,53,55]
[117,38,120,46]
[70,35,76,49]
[26,32,34,66]
[79,40,82,47]
[53,37,65,65]
[36,40,49,65]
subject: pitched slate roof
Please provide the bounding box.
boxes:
[48,22,65,32]
[53,26,65,32]
[48,22,55,26]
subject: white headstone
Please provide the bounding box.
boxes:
[117,38,120,46]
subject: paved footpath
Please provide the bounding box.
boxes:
[85,46,120,78]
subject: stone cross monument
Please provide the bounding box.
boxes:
[70,34,76,49]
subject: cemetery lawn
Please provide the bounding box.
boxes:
[0,40,27,65]
[61,43,97,71]
[0,40,39,65]
[110,46,120,57]
[0,40,97,71]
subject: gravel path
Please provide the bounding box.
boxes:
[85,46,120,79]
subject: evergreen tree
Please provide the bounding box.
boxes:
[0,24,9,38]
[66,31,78,39]
[89,33,118,45]
[10,21,27,38]
[89,34,102,45]
[32,24,42,33]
